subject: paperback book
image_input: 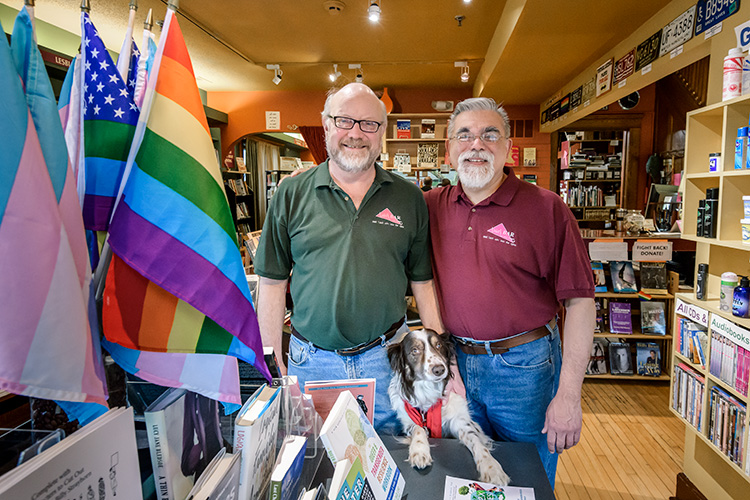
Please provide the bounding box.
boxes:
[268,435,307,500]
[640,301,667,335]
[640,262,668,294]
[329,456,374,500]
[233,384,282,500]
[304,379,376,424]
[609,342,633,375]
[443,475,535,500]
[586,339,608,375]
[610,261,637,293]
[591,261,607,292]
[636,342,661,377]
[420,118,436,139]
[609,302,632,334]
[320,391,405,500]
[186,449,241,500]
[396,119,411,139]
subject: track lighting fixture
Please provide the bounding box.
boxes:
[368,0,381,22]
[266,64,282,85]
[349,64,363,83]
[329,63,342,82]
[454,61,469,83]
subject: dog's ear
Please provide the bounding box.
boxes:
[386,341,402,369]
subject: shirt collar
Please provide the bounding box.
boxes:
[313,159,393,190]
[451,166,519,207]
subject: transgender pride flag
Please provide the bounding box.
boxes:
[103,6,270,383]
[0,16,106,409]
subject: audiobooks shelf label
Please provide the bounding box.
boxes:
[675,298,709,327]
[710,314,750,351]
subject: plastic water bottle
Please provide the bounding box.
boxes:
[723,48,744,100]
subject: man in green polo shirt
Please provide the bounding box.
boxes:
[254,83,442,433]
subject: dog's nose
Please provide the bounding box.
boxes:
[432,365,445,377]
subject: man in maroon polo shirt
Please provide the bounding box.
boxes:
[424,97,595,488]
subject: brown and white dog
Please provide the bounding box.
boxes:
[387,329,510,486]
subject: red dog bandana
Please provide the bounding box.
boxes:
[403,399,442,438]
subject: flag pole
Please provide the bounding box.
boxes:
[117,0,138,80]
[80,0,90,13]
[24,0,36,42]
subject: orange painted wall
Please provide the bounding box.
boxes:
[504,105,553,191]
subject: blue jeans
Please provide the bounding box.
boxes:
[455,324,562,488]
[287,324,408,435]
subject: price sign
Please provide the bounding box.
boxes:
[695,0,740,35]
[636,31,662,71]
[660,5,696,56]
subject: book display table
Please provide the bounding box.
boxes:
[314,436,555,499]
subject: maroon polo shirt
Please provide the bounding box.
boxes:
[425,167,594,341]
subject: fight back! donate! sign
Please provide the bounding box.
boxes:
[632,241,672,262]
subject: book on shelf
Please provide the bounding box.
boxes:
[608,302,632,334]
[609,342,633,375]
[417,142,439,169]
[393,151,411,173]
[672,363,704,429]
[236,157,247,172]
[420,118,436,139]
[443,475,535,500]
[302,485,328,500]
[708,386,746,466]
[609,261,637,293]
[523,147,537,167]
[396,119,411,139]
[709,331,750,397]
[640,262,668,294]
[328,456,374,500]
[186,449,241,500]
[636,342,661,376]
[303,378,376,424]
[677,318,708,368]
[586,339,608,375]
[268,435,307,500]
[233,383,282,500]
[591,261,607,292]
[594,297,608,333]
[640,301,666,335]
[0,408,142,499]
[319,391,405,500]
[145,388,223,500]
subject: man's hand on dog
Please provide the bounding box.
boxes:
[541,390,582,454]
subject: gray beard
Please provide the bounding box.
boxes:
[457,150,495,189]
[327,140,379,173]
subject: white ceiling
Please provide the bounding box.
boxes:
[3,0,673,105]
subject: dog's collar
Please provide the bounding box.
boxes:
[403,399,442,438]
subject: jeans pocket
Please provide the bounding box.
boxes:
[288,336,309,367]
[498,337,553,370]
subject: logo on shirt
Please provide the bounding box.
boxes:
[485,223,516,246]
[373,208,404,228]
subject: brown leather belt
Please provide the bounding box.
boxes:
[291,319,404,356]
[454,317,557,355]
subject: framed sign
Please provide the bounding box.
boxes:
[570,86,583,109]
[635,31,662,71]
[596,58,614,97]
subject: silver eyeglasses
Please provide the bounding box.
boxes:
[451,131,504,143]
[328,115,382,133]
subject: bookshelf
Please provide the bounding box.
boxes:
[381,113,450,185]
[670,94,750,498]
[222,170,254,242]
[558,133,624,228]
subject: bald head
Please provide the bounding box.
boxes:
[322,83,387,125]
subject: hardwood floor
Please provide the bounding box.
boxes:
[555,380,685,500]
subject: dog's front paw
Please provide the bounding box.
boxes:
[408,435,432,469]
[477,456,510,486]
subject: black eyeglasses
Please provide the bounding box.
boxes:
[450,131,505,143]
[328,115,382,133]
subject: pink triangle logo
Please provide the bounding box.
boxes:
[487,223,515,243]
[376,208,402,225]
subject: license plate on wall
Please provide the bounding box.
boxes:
[695,0,740,35]
[660,5,696,56]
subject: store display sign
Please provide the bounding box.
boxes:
[613,50,635,85]
[675,298,709,327]
[710,313,750,351]
[695,0,740,36]
[265,111,280,130]
[582,77,596,103]
[570,86,583,109]
[735,18,750,50]
[635,31,662,71]
[595,58,614,97]
[560,94,570,115]
[632,241,672,261]
[660,5,696,56]
[588,240,628,262]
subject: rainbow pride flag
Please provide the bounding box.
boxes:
[104,7,270,382]
[0,15,107,408]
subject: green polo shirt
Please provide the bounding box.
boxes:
[254,161,432,350]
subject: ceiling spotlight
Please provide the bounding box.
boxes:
[349,64,363,83]
[329,63,342,82]
[454,61,469,83]
[266,64,283,85]
[463,0,472,4]
[368,0,381,22]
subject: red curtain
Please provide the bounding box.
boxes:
[299,126,327,165]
